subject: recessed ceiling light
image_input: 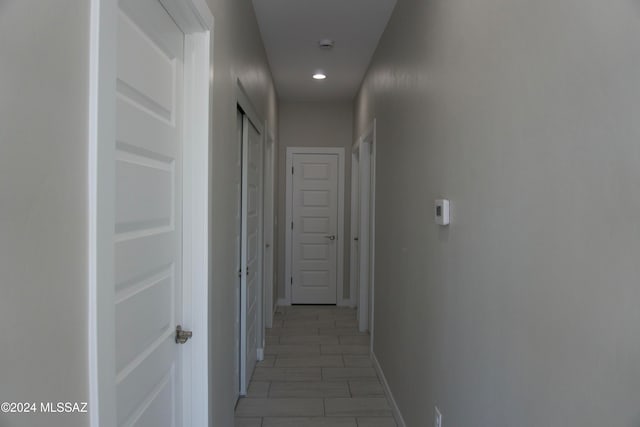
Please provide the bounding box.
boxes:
[313,73,327,80]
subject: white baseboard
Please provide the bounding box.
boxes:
[338,298,353,307]
[277,298,356,307]
[257,348,264,361]
[277,298,290,307]
[372,352,407,427]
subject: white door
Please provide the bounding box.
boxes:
[291,154,340,304]
[114,1,186,426]
[350,151,360,309]
[240,115,263,393]
[234,110,243,400]
[351,137,377,334]
[357,142,372,332]
[263,137,276,328]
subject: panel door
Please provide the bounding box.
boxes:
[240,116,263,393]
[351,153,360,311]
[263,139,276,328]
[234,110,243,400]
[291,154,339,304]
[114,1,185,425]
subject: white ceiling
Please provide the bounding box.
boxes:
[252,0,397,101]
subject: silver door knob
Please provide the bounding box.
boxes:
[325,235,336,241]
[175,325,193,344]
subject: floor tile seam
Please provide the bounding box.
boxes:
[240,397,336,401]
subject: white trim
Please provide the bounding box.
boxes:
[372,352,407,427]
[239,116,249,396]
[160,0,213,32]
[236,81,264,134]
[349,151,360,307]
[277,298,289,307]
[352,121,377,338]
[358,140,371,332]
[89,1,213,426]
[180,17,213,427]
[263,129,276,328]
[369,119,377,350]
[284,147,346,305]
[237,90,265,396]
[257,347,264,361]
[89,0,117,425]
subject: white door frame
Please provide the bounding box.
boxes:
[88,1,214,426]
[236,82,265,395]
[263,129,277,328]
[349,147,360,308]
[352,121,377,337]
[284,147,346,306]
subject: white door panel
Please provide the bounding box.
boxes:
[114,1,185,425]
[263,138,276,328]
[234,110,243,400]
[291,154,339,304]
[240,116,263,393]
[355,140,375,333]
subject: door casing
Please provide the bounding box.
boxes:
[350,147,360,308]
[236,83,266,396]
[263,131,277,328]
[351,121,377,341]
[88,1,213,426]
[284,147,346,306]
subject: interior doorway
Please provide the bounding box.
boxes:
[89,0,212,425]
[262,132,277,328]
[285,147,346,305]
[235,87,267,397]
[351,121,376,336]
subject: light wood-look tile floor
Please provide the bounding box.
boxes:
[235,306,397,427]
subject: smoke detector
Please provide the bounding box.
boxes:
[318,39,335,49]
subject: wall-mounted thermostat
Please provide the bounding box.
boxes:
[435,199,450,225]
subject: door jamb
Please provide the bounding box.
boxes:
[88,1,214,426]
[284,147,346,306]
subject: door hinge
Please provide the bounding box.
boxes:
[290,276,293,285]
[291,166,294,174]
[238,269,242,278]
[291,221,293,230]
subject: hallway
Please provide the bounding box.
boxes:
[235,306,396,427]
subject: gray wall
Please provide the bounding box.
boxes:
[204,0,278,425]
[277,101,353,303]
[355,0,640,426]
[0,0,277,426]
[0,1,90,426]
